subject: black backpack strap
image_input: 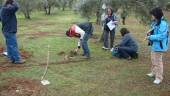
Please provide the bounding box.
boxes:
[167,31,169,45]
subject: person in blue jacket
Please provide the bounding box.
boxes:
[146,7,169,84]
[1,0,25,64]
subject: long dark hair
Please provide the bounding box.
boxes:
[150,7,164,26]
[107,7,113,16]
[120,28,130,36]
[5,0,13,5]
[66,29,70,37]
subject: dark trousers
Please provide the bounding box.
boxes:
[103,29,115,48]
[118,47,137,59]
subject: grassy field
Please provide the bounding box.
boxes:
[0,10,170,96]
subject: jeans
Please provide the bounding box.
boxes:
[103,29,115,48]
[81,33,90,57]
[3,32,21,62]
[118,47,136,59]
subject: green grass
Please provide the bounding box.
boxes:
[0,10,170,96]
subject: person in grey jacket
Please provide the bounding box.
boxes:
[115,28,138,59]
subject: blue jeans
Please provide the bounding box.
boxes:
[81,33,90,57]
[103,29,115,48]
[3,32,21,62]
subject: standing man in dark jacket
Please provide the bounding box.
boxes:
[1,0,25,64]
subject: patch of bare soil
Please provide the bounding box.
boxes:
[90,34,100,43]
[0,49,33,72]
[57,50,79,61]
[0,45,4,55]
[160,91,170,96]
[0,50,84,72]
[0,78,47,96]
[0,62,23,72]
[20,49,33,59]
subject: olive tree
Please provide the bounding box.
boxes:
[43,0,56,15]
[18,0,41,19]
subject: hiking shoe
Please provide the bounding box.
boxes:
[81,56,90,59]
[153,79,162,85]
[13,59,26,64]
[127,57,132,60]
[102,46,109,50]
[82,54,85,56]
[147,73,155,78]
[2,52,8,56]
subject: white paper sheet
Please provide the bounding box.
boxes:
[107,21,116,30]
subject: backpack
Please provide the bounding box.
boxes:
[111,48,120,57]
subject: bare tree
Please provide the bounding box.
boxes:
[18,0,33,19]
[43,0,56,15]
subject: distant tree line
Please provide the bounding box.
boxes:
[0,0,169,23]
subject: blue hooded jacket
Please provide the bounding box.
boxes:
[149,18,169,52]
[1,1,19,33]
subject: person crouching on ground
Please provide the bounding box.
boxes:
[0,0,25,64]
[66,22,93,59]
[112,28,138,60]
[145,7,169,85]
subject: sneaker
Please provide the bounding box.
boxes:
[81,56,90,59]
[153,79,162,85]
[127,57,132,60]
[2,52,8,56]
[13,59,26,64]
[146,73,155,78]
[110,48,114,52]
[102,46,109,50]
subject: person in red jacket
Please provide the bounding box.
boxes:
[66,22,93,59]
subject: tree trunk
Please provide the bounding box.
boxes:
[99,30,104,42]
[62,3,66,11]
[96,10,101,25]
[48,6,51,15]
[96,0,102,25]
[23,7,31,19]
[44,6,48,15]
[62,6,65,11]
[23,0,31,19]
[26,13,31,19]
[24,11,31,19]
[98,0,104,42]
